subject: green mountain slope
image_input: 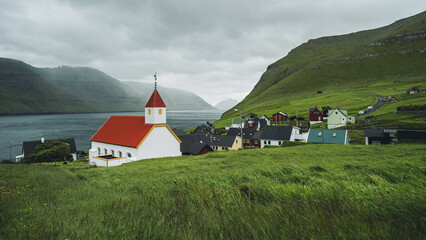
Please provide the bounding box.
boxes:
[0,58,215,115]
[220,11,426,128]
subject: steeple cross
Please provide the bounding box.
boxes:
[154,72,158,89]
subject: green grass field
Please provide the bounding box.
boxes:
[1,144,425,239]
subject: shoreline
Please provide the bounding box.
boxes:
[0,109,221,117]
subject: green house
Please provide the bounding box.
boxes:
[307,129,349,145]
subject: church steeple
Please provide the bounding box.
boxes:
[145,73,166,124]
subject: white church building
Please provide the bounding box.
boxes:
[89,83,182,167]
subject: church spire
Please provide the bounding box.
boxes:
[154,72,157,90]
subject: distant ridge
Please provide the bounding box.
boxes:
[221,11,426,120]
[214,99,239,110]
[0,58,214,115]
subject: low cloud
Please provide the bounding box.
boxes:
[0,0,424,105]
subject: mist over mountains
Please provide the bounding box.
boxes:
[0,58,215,115]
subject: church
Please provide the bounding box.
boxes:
[88,78,182,167]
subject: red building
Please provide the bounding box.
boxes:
[309,106,324,122]
[272,112,287,123]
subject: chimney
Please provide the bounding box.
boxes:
[41,137,45,143]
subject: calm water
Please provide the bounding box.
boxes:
[0,110,222,160]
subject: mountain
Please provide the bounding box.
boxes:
[220,11,426,124]
[122,81,215,110]
[214,99,239,110]
[0,58,214,115]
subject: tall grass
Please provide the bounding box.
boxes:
[1,144,425,239]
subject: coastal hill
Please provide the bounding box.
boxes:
[219,11,426,129]
[214,98,239,110]
[0,58,215,115]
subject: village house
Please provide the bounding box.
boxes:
[309,106,324,124]
[406,86,419,94]
[307,129,349,145]
[260,115,271,125]
[272,112,287,124]
[365,128,397,145]
[88,84,181,167]
[179,135,213,156]
[15,138,77,162]
[227,127,261,148]
[259,125,299,148]
[229,117,245,129]
[327,109,355,129]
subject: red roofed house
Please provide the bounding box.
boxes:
[89,85,182,167]
[309,106,324,124]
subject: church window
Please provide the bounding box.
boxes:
[148,109,151,115]
[118,151,122,158]
[104,148,107,155]
[97,147,100,155]
[111,150,115,156]
[127,152,132,158]
[159,109,162,115]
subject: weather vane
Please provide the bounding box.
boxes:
[154,72,158,89]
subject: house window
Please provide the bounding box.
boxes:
[118,151,122,158]
[332,132,337,138]
[236,140,238,143]
[159,109,162,115]
[97,147,100,155]
[349,117,352,121]
[148,109,151,115]
[335,111,338,114]
[111,150,115,156]
[268,141,271,145]
[278,141,282,145]
[264,140,267,144]
[104,148,107,155]
[318,132,322,137]
[127,152,132,158]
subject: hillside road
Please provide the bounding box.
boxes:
[356,93,385,117]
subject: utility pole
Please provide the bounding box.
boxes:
[234,109,243,150]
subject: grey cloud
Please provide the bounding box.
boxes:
[0,0,425,105]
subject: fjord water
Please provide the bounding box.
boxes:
[0,110,222,160]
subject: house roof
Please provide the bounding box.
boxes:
[232,118,244,125]
[22,138,77,156]
[227,127,256,139]
[172,128,189,136]
[179,135,213,155]
[365,129,385,138]
[272,112,287,116]
[259,126,293,141]
[210,135,238,147]
[145,89,166,107]
[90,116,163,148]
[307,129,348,144]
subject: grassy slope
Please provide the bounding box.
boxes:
[217,12,426,129]
[1,144,425,239]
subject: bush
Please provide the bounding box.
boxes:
[22,139,72,163]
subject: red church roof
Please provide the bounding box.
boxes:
[90,116,154,148]
[145,89,166,107]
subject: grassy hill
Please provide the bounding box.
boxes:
[0,58,215,115]
[218,11,426,129]
[1,144,424,239]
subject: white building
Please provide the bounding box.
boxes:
[89,87,181,167]
[259,125,299,148]
[327,109,355,129]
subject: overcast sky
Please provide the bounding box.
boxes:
[0,1,424,105]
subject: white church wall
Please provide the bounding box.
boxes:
[145,107,166,124]
[89,141,138,166]
[138,126,181,160]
